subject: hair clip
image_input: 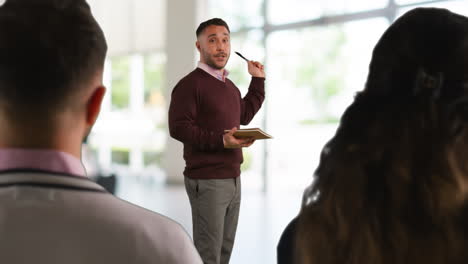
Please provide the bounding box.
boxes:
[414,69,444,99]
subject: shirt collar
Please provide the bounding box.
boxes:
[0,148,87,177]
[197,61,229,82]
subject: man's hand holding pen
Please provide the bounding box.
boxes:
[235,51,265,78]
[247,60,265,78]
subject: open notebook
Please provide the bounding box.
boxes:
[224,128,273,140]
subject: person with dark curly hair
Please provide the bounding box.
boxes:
[279,7,468,264]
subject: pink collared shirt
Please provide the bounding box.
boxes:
[0,148,86,177]
[197,62,229,82]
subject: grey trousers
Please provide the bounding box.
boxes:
[184,177,241,264]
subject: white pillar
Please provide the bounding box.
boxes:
[130,54,145,113]
[129,55,145,175]
[130,147,144,173]
[98,143,112,173]
[163,0,200,185]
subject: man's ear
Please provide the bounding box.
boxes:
[86,86,106,126]
[196,40,201,52]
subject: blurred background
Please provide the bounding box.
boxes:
[82,0,468,262]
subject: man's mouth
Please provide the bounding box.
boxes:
[214,54,227,58]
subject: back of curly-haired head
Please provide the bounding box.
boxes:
[296,8,468,264]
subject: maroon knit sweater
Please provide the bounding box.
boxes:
[168,68,265,179]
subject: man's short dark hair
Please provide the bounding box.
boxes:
[196,18,230,37]
[0,0,107,115]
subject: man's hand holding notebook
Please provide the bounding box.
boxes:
[224,127,273,140]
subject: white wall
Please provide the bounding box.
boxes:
[163,0,204,184]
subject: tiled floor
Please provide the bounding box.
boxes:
[115,175,304,264]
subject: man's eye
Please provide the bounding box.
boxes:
[209,39,215,43]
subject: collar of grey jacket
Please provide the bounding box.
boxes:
[0,170,107,193]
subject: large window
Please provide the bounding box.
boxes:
[89,52,167,183]
[208,0,263,31]
[144,53,166,108]
[209,0,458,192]
[398,0,468,17]
[267,18,388,191]
[111,57,131,110]
[223,30,266,190]
[269,0,389,24]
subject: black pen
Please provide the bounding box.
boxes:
[235,51,249,62]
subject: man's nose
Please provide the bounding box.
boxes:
[216,41,225,51]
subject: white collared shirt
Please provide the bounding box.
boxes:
[197,61,230,82]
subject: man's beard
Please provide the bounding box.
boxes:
[203,52,229,69]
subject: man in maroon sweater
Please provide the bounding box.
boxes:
[168,18,265,264]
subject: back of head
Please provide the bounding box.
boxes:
[0,0,107,118]
[297,8,468,264]
[365,7,468,98]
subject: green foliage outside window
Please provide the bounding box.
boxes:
[144,53,166,107]
[143,151,163,167]
[111,148,130,165]
[111,57,130,110]
[295,27,346,124]
[241,149,252,171]
[227,65,249,88]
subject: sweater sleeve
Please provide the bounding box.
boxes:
[168,79,224,151]
[240,77,265,125]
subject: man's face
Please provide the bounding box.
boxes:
[197,25,230,70]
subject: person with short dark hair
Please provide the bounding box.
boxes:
[279,7,468,264]
[195,18,230,37]
[169,17,266,264]
[0,0,202,263]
